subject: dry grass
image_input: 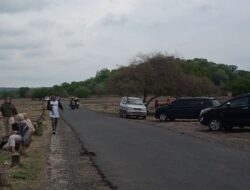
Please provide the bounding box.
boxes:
[80,96,120,114]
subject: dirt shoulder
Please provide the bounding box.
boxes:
[46,118,112,190]
[140,117,250,152]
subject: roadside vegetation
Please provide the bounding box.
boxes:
[0,100,49,190]
[1,52,250,103]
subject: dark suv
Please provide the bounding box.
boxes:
[155,97,219,121]
[199,93,250,131]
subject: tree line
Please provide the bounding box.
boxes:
[1,52,250,103]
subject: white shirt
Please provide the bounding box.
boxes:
[49,100,60,118]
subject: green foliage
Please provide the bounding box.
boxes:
[34,122,43,136]
[9,53,250,99]
[0,152,10,165]
[73,86,90,98]
[18,87,30,98]
[95,69,110,83]
[228,78,250,96]
[51,85,68,97]
[31,88,51,99]
[107,53,219,104]
[182,58,250,95]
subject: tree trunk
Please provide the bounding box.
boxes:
[145,96,158,107]
[143,93,147,103]
[11,153,21,167]
[0,170,9,187]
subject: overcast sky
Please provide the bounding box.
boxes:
[0,0,249,87]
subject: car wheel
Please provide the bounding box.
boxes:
[159,113,167,121]
[209,119,221,131]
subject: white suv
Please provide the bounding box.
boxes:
[119,97,147,119]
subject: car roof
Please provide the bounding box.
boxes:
[127,97,141,99]
[176,97,216,100]
[225,93,250,102]
[234,93,250,98]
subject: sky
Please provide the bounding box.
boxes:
[0,0,250,87]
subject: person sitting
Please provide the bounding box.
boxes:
[23,113,35,134]
[3,113,30,153]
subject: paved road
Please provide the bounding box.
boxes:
[63,108,250,190]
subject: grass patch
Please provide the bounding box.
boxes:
[9,149,45,190]
[0,152,11,165]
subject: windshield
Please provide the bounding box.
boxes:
[212,100,220,106]
[127,98,144,105]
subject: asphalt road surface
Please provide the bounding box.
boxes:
[63,108,250,190]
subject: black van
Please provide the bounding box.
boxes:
[199,93,250,131]
[155,97,219,121]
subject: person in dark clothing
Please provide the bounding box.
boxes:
[47,95,63,134]
[69,97,76,110]
[74,97,80,109]
[0,96,18,136]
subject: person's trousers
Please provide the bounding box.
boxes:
[3,134,22,149]
[51,117,59,132]
[3,117,14,136]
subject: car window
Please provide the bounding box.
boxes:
[212,100,220,106]
[171,100,184,108]
[188,100,201,106]
[172,100,195,107]
[202,99,220,107]
[127,98,143,105]
[229,97,249,108]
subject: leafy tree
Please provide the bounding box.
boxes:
[31,88,51,99]
[51,85,68,97]
[95,69,110,83]
[228,78,250,96]
[108,53,218,106]
[73,86,90,98]
[19,87,30,98]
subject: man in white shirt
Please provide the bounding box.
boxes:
[47,95,64,135]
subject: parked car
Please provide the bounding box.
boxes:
[155,97,219,121]
[119,97,147,119]
[199,93,250,131]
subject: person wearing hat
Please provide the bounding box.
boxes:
[0,96,18,136]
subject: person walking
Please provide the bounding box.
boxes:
[0,96,18,136]
[47,95,63,134]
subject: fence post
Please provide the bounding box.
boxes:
[11,152,21,167]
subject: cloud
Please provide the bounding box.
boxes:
[0,0,52,13]
[0,0,250,87]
